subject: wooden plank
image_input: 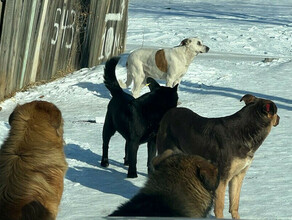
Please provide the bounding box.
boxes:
[0,1,4,41]
[55,0,80,77]
[51,0,69,78]
[37,0,61,81]
[0,0,5,100]
[19,0,38,88]
[86,0,128,67]
[22,0,45,85]
[0,0,13,100]
[0,2,2,18]
[1,0,24,97]
[30,0,49,83]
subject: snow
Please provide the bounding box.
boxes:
[1,0,292,219]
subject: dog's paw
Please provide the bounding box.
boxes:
[101,159,109,167]
[127,172,138,178]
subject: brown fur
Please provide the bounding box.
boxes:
[156,94,280,219]
[110,150,219,217]
[0,101,68,220]
[155,49,168,72]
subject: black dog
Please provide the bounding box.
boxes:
[101,57,178,178]
[156,94,280,219]
[110,149,219,217]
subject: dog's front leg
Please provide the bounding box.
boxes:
[166,78,175,88]
[101,143,110,167]
[124,141,129,166]
[228,166,249,219]
[166,70,182,88]
[147,138,157,175]
[214,180,228,218]
[127,140,139,178]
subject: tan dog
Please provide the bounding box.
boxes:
[0,101,68,220]
[110,149,219,217]
[156,94,280,219]
[120,37,209,97]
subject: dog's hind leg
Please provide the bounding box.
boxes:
[228,166,249,219]
[119,72,133,88]
[132,77,145,98]
[147,137,157,175]
[166,78,175,88]
[127,140,139,178]
[124,141,130,166]
[125,72,133,88]
[101,115,116,167]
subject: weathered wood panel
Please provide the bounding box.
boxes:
[81,0,128,67]
[0,0,128,101]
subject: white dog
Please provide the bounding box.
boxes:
[120,38,209,98]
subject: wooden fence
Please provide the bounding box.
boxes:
[0,0,128,101]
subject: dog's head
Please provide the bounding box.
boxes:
[180,37,209,54]
[153,152,219,192]
[145,77,179,109]
[9,101,64,138]
[240,94,280,128]
[193,155,219,192]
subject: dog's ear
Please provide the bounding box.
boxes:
[262,101,277,116]
[180,38,191,46]
[146,77,160,91]
[152,149,174,168]
[240,94,257,105]
[196,160,219,191]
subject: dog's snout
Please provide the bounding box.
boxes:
[205,46,210,53]
[274,115,280,127]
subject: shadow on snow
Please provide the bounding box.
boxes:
[64,144,144,199]
[179,81,292,111]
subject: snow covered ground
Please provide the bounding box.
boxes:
[0,0,292,219]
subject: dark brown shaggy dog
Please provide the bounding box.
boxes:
[0,101,68,220]
[110,149,219,217]
[101,57,178,178]
[156,94,280,219]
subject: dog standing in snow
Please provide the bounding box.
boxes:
[120,37,209,98]
[156,94,280,219]
[101,57,178,178]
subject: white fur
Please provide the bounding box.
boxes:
[120,38,209,98]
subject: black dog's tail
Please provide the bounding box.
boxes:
[104,57,123,97]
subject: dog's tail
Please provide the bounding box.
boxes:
[22,201,54,220]
[104,57,123,97]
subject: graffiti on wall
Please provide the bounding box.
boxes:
[99,0,126,60]
[51,8,76,49]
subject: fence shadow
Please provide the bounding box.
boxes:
[179,81,292,111]
[131,2,292,27]
[74,82,111,99]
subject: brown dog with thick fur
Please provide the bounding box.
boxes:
[110,149,219,217]
[156,94,280,219]
[0,101,68,220]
